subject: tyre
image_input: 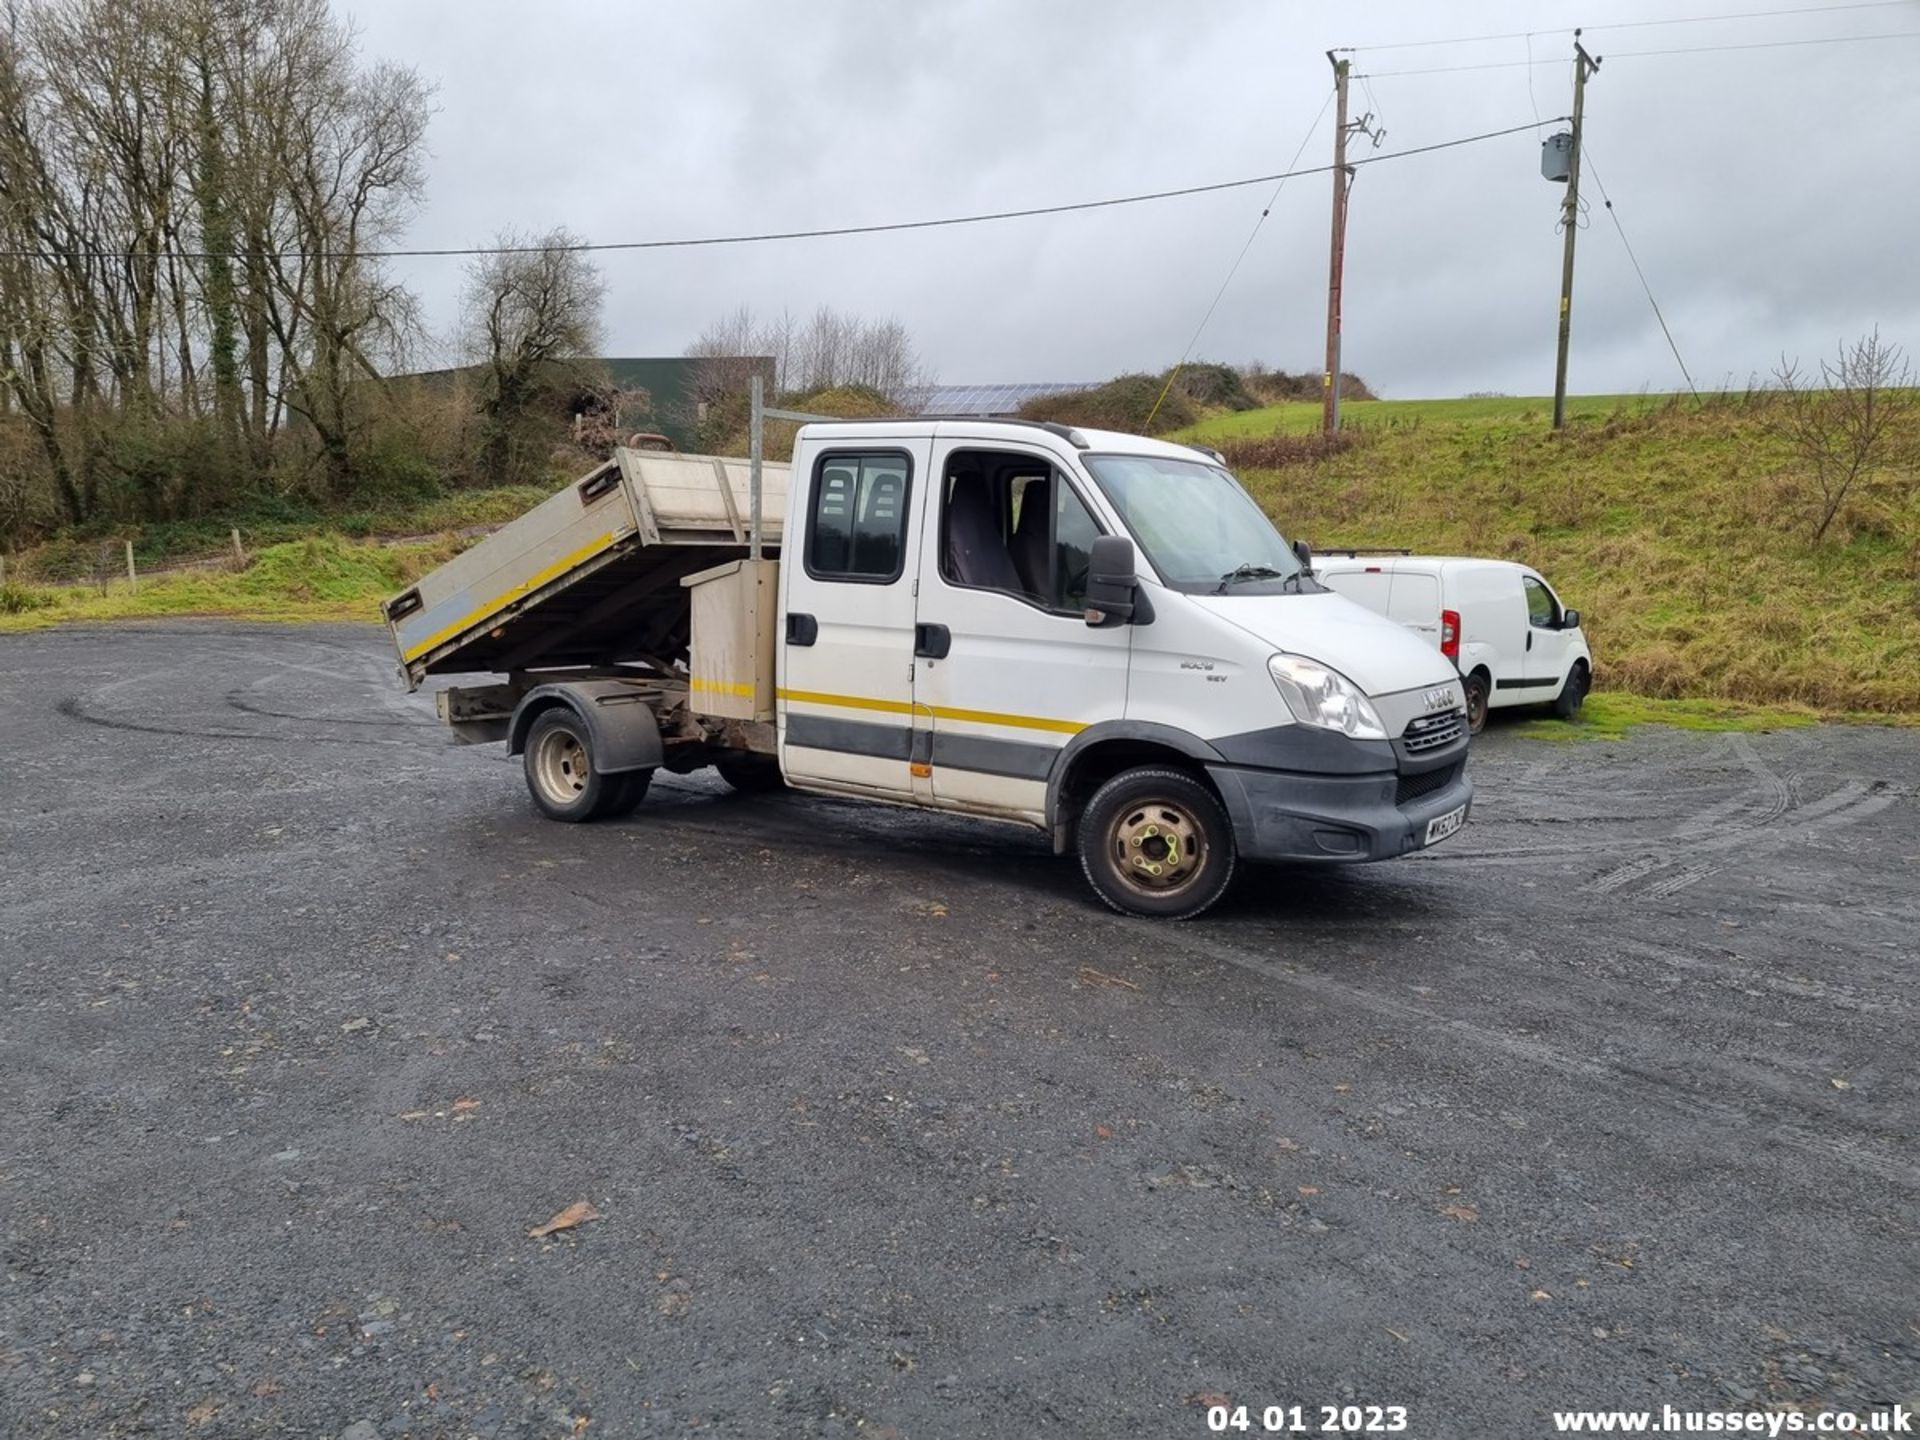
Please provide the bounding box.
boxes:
[1076,765,1236,919]
[1464,669,1491,735]
[714,753,785,794]
[523,709,649,822]
[599,769,652,818]
[1552,659,1591,720]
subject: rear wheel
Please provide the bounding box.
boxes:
[1464,669,1491,735]
[1552,659,1591,720]
[1077,766,1236,920]
[714,753,785,794]
[523,709,651,821]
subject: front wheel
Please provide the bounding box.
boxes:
[523,709,651,822]
[1077,766,1237,919]
[1552,660,1591,720]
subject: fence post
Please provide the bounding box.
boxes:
[231,528,246,567]
[125,540,137,591]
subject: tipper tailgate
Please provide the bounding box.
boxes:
[385,449,788,687]
[386,459,641,677]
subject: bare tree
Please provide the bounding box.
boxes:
[462,229,605,486]
[1772,330,1915,542]
[685,304,929,405]
[0,0,433,522]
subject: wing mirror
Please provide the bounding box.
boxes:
[1561,608,1581,630]
[1085,534,1140,627]
[1292,538,1313,573]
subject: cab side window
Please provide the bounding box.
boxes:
[940,450,1103,612]
[808,452,912,583]
[1050,480,1100,611]
[1524,576,1560,627]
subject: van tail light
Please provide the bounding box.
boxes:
[1440,609,1461,661]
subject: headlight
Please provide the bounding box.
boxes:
[1268,655,1388,740]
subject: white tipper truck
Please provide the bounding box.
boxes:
[385,413,1472,918]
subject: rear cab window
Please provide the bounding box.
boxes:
[807,451,913,583]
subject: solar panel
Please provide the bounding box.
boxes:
[914,382,1089,416]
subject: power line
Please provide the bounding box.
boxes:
[1605,28,1920,57]
[1360,28,1920,75]
[1143,88,1335,430]
[1340,0,1912,53]
[0,118,1562,264]
[1589,1,1913,33]
[1579,143,1698,400]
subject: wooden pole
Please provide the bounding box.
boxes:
[231,527,246,567]
[125,540,137,591]
[1553,34,1600,431]
[1323,52,1352,436]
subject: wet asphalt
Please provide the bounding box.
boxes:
[2,621,1916,1440]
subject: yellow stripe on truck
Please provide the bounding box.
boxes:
[690,678,758,697]
[776,687,1085,735]
[401,533,618,663]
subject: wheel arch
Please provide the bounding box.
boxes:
[508,681,664,775]
[1045,722,1225,855]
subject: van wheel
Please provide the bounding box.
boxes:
[524,709,649,821]
[714,754,785,793]
[1077,766,1236,919]
[1552,660,1591,719]
[1464,670,1491,735]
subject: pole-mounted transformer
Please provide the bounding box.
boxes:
[1541,132,1574,184]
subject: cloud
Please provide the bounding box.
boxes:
[346,0,1920,398]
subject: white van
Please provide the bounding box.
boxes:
[1312,555,1592,733]
[391,421,1476,919]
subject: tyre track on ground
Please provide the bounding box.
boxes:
[1143,928,1920,1192]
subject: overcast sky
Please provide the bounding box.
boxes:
[346,0,1920,400]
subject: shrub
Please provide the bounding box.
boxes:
[1,581,52,614]
[1017,374,1197,435]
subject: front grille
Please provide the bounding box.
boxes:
[1396,761,1461,806]
[1402,708,1466,754]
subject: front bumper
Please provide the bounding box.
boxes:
[1206,733,1472,864]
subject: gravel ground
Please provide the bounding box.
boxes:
[3,621,1916,1440]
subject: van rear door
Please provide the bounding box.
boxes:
[1386,570,1441,647]
[1319,566,1392,617]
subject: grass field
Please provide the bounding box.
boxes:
[1191,394,1920,714]
[0,535,458,632]
[1173,393,1675,442]
[5,484,555,585]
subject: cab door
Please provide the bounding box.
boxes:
[910,442,1131,823]
[1520,572,1575,692]
[778,440,933,799]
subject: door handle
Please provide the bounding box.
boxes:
[1526,630,1533,652]
[786,612,818,646]
[914,622,951,659]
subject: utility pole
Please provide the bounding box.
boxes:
[1552,32,1601,431]
[1322,52,1351,436]
[1322,54,1383,435]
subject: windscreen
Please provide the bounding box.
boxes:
[1083,454,1304,594]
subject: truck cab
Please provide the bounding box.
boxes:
[388,418,1472,919]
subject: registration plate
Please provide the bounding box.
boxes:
[1424,804,1467,847]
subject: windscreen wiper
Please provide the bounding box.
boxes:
[1216,563,1288,593]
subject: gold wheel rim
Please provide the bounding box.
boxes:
[1108,800,1206,897]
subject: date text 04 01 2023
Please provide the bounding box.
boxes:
[1207,1404,1410,1434]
